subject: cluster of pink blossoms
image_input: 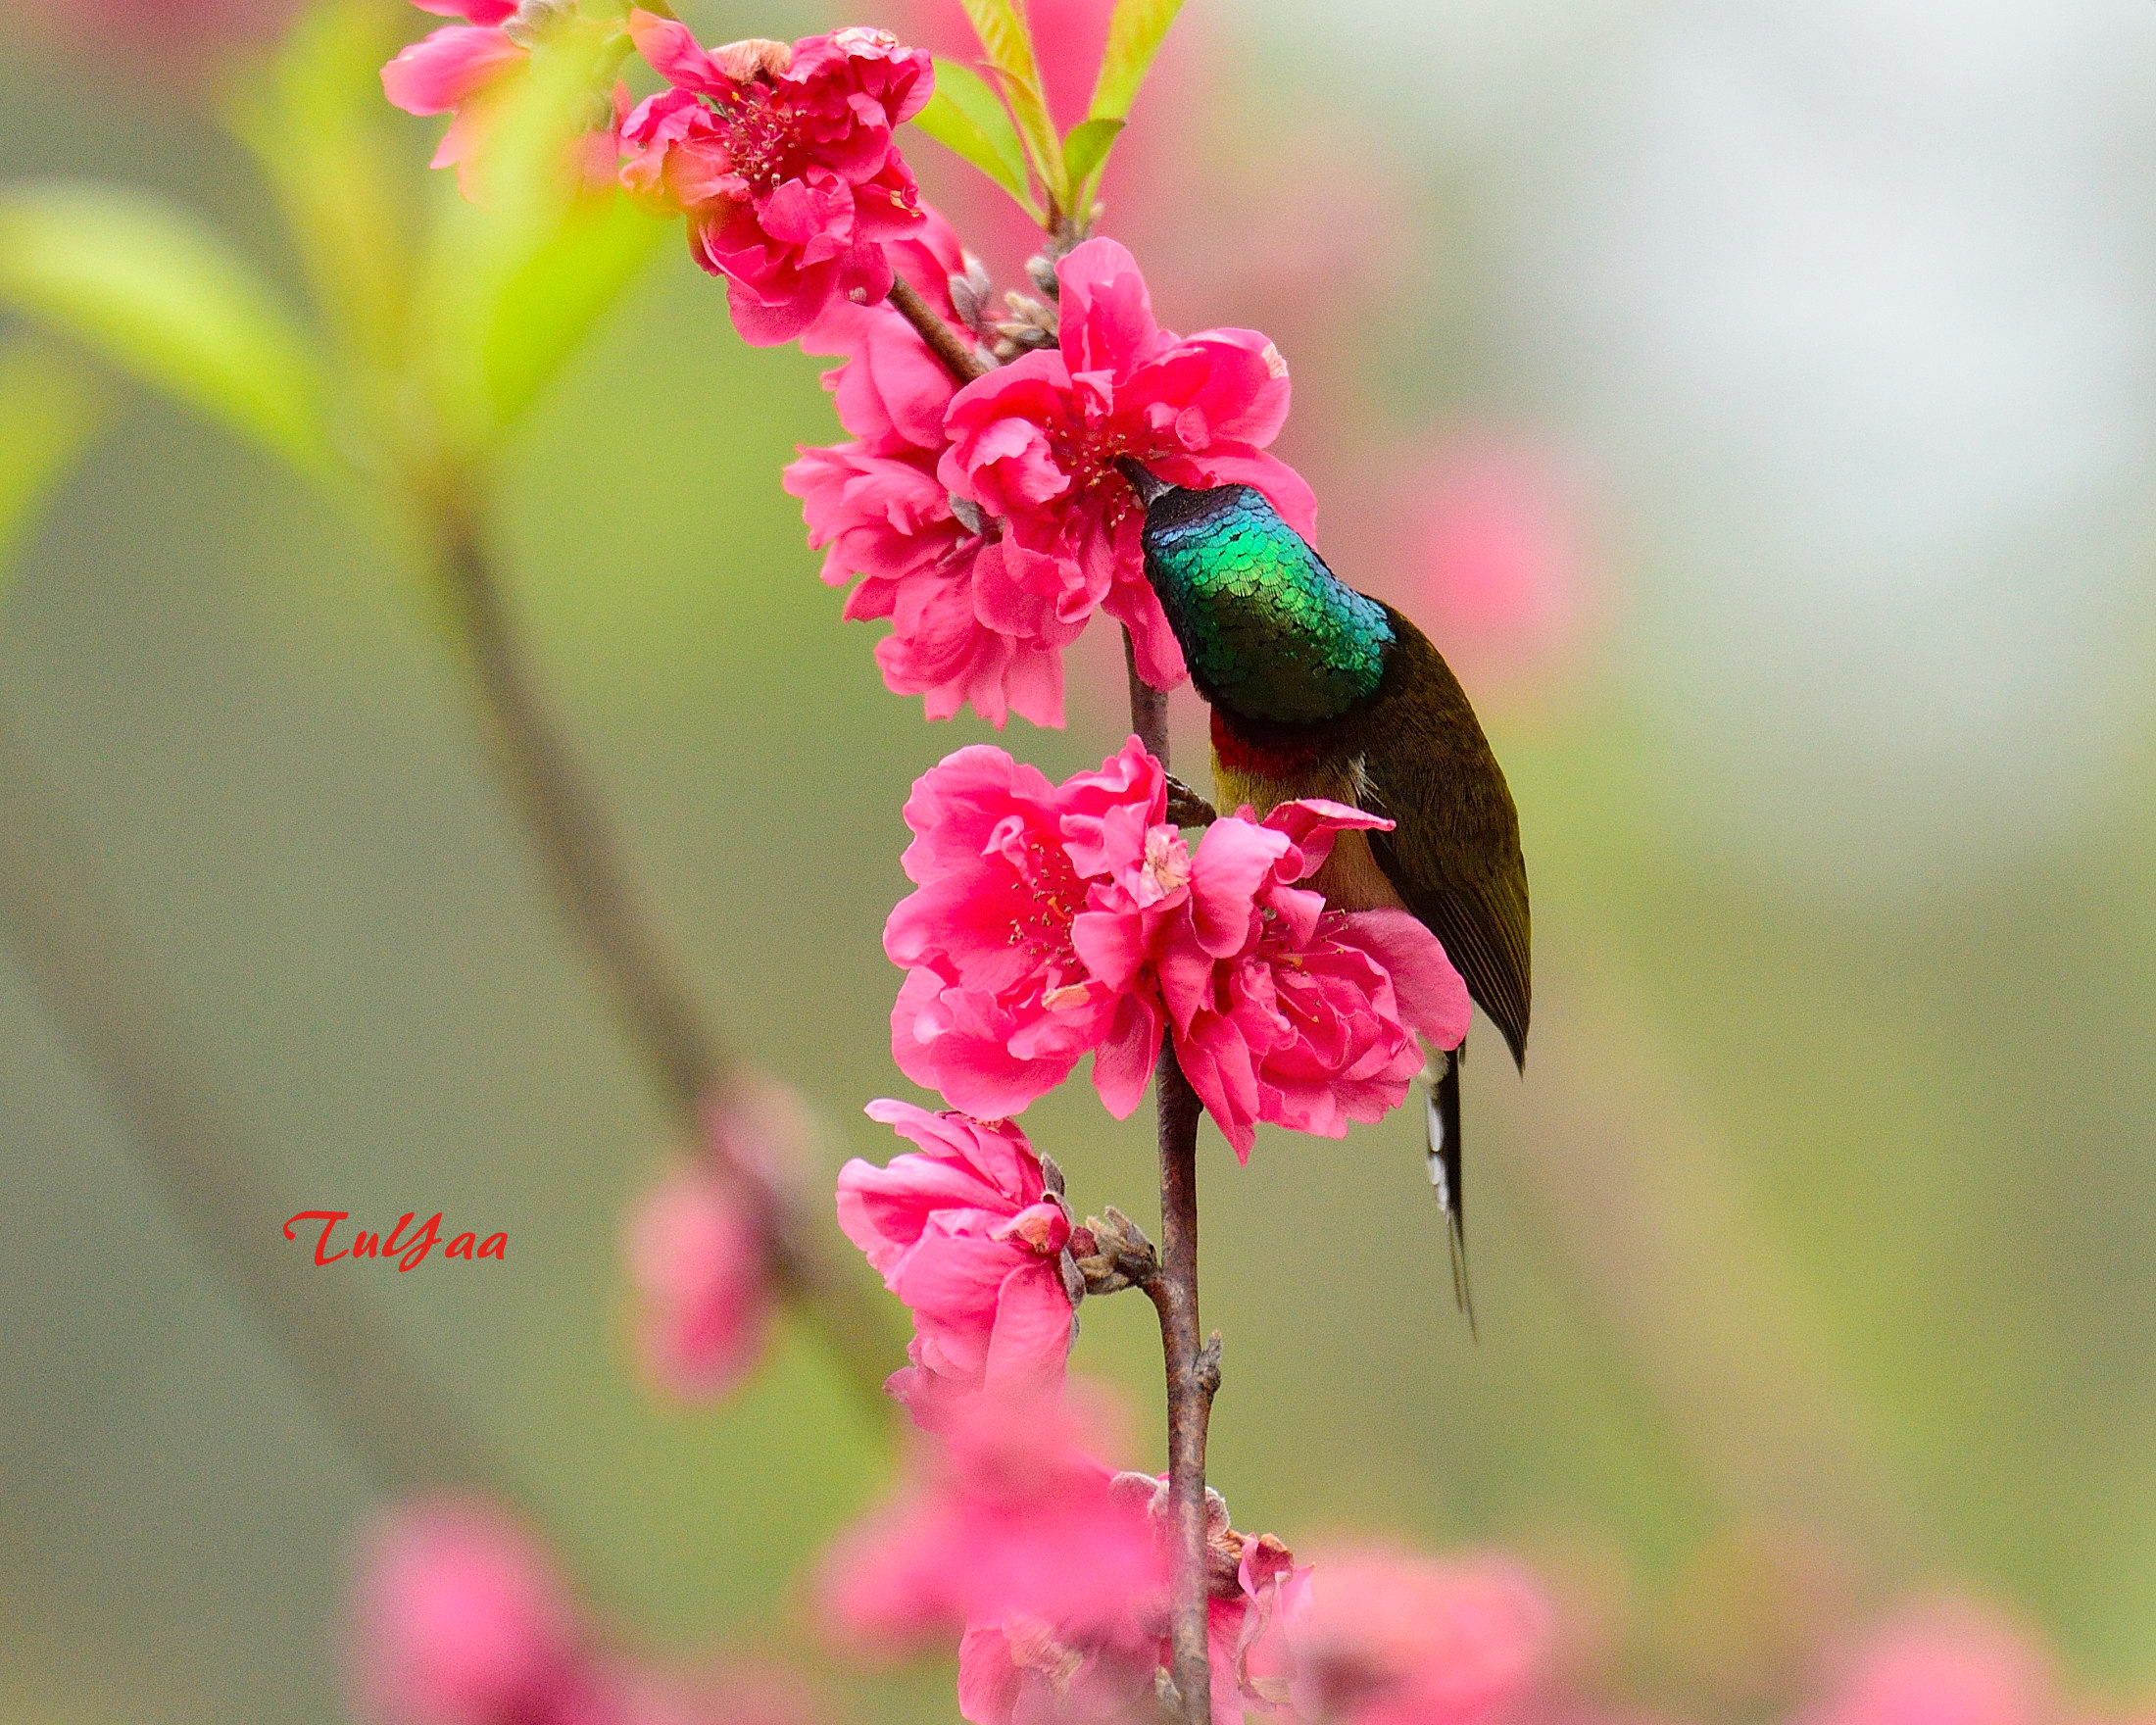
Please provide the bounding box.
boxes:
[791,236,1314,725]
[821,1388,1325,1725]
[818,1388,1562,1725]
[382,1,1313,725]
[617,12,935,345]
[883,737,1470,1157]
[826,741,1477,1723]
[831,1103,1319,1722]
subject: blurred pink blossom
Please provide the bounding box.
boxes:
[381,1,627,198]
[621,1162,772,1403]
[819,1389,1161,1687]
[1396,438,1594,693]
[1286,1546,1554,1725]
[940,237,1314,692]
[837,1100,1077,1422]
[1802,1600,2061,1725]
[1210,1533,1310,1725]
[619,13,932,346]
[351,1499,600,1725]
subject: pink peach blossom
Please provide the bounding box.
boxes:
[1210,1534,1310,1725]
[939,238,1316,691]
[382,2,623,198]
[886,743,1469,1148]
[837,1101,1077,1421]
[1287,1546,1554,1725]
[619,13,932,346]
[784,300,1067,728]
[884,737,1169,1118]
[621,1162,772,1402]
[820,1389,1163,1724]
[785,445,1065,728]
[351,1499,599,1725]
[1804,1600,2059,1725]
[1096,799,1473,1158]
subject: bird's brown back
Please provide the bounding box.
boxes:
[1352,605,1532,1068]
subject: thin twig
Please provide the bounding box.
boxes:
[1124,631,1216,1725]
[0,708,519,1503]
[888,277,987,385]
[427,502,906,1424]
[433,503,720,1121]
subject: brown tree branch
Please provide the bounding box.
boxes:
[1123,632,1216,1725]
[888,277,988,385]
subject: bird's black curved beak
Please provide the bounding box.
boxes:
[1113,457,1172,508]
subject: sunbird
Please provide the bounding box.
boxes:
[1121,466,1530,1321]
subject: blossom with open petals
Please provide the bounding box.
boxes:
[939,238,1316,691]
[885,738,1168,1118]
[619,13,932,345]
[1085,798,1473,1158]
[785,302,1065,727]
[887,743,1468,1149]
[837,1101,1077,1421]
[382,2,623,197]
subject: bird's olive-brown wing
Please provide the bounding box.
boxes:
[1358,606,1532,1069]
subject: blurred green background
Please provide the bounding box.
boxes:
[5,2,2156,1722]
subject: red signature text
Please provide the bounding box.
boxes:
[283,1211,507,1272]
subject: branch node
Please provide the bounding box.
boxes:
[1165,776,1217,828]
[1072,1204,1157,1295]
[887,276,987,384]
[1198,1331,1223,1400]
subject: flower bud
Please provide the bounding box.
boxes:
[711,35,793,81]
[502,0,576,50]
[622,1164,773,1403]
[1073,1206,1155,1294]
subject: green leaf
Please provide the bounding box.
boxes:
[1088,0,1187,123]
[484,192,662,427]
[1060,116,1124,192]
[0,338,107,605]
[0,183,331,478]
[415,21,659,458]
[956,0,1069,214]
[223,0,413,380]
[913,59,1042,217]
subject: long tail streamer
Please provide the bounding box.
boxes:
[1426,1044,1476,1337]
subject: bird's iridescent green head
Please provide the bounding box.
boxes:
[1138,483,1394,725]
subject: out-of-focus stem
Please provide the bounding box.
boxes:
[432,502,718,1121]
[426,500,904,1425]
[1125,634,1215,1725]
[0,708,516,1503]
